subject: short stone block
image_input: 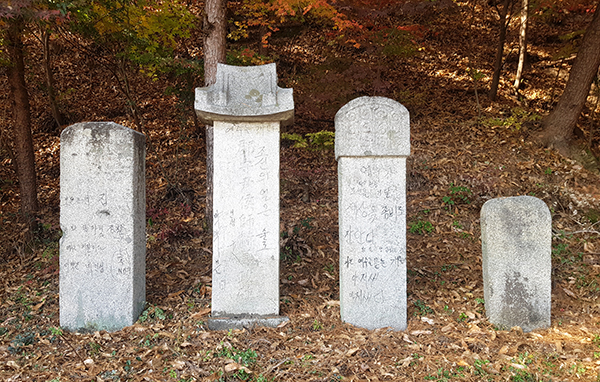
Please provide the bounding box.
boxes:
[336,96,410,331]
[60,122,146,332]
[481,195,552,332]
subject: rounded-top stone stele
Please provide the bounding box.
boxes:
[335,96,411,331]
[480,195,551,332]
[335,96,410,159]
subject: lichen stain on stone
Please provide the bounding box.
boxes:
[245,89,263,104]
[499,271,541,329]
[89,125,111,141]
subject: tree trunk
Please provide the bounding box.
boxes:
[42,29,64,129]
[489,0,512,101]
[203,0,227,230]
[513,0,528,91]
[541,7,600,152]
[204,0,227,86]
[117,58,143,131]
[5,17,39,219]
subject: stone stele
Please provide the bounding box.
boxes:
[195,63,293,330]
[60,122,146,332]
[335,96,410,331]
[481,195,552,332]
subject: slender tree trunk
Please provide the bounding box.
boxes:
[5,17,39,219]
[185,71,203,139]
[589,77,600,149]
[541,7,600,152]
[489,0,511,101]
[467,0,482,119]
[514,0,528,91]
[118,58,142,131]
[203,0,227,230]
[204,0,227,86]
[42,29,64,128]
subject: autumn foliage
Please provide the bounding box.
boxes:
[1,0,600,381]
[229,0,359,47]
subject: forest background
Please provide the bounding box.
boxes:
[2,0,600,381]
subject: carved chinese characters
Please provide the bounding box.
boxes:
[335,97,410,330]
[211,122,280,316]
[60,122,146,332]
[195,63,293,330]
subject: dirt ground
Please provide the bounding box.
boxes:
[2,0,600,381]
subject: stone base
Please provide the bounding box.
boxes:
[207,315,289,331]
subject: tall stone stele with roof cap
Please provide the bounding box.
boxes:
[195,63,293,330]
[335,96,410,331]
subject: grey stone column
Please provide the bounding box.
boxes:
[60,122,146,332]
[195,63,293,330]
[335,97,410,330]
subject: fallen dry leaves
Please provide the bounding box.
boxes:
[2,0,600,381]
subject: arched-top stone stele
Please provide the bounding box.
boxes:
[195,63,294,126]
[335,96,410,159]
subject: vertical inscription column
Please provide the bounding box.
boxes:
[60,122,146,332]
[212,121,280,315]
[335,97,410,331]
[195,63,294,330]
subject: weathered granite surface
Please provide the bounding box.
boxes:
[60,122,146,332]
[481,196,552,332]
[211,121,281,317]
[195,63,294,125]
[195,64,293,330]
[335,96,410,331]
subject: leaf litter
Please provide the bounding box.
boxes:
[1,0,600,381]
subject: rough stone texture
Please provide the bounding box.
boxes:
[335,96,410,331]
[481,196,552,332]
[60,122,146,332]
[195,63,294,125]
[335,96,410,159]
[211,121,281,317]
[195,64,293,330]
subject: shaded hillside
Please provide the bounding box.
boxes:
[1,0,600,381]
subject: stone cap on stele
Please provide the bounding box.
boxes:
[195,63,294,126]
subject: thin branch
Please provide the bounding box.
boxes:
[553,229,600,237]
[569,230,600,235]
[59,332,86,364]
[266,358,291,374]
